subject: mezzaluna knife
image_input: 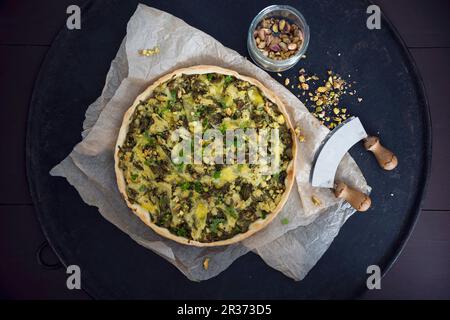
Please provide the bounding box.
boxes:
[310,116,398,211]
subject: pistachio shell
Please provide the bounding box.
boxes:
[279,42,288,51]
[258,29,266,41]
[270,36,280,45]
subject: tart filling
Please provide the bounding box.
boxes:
[117,71,294,243]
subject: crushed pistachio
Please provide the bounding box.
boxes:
[296,68,360,129]
[294,126,306,142]
[300,83,309,90]
[203,257,210,270]
[311,195,321,206]
[138,47,160,56]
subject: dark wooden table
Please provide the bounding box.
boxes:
[0,0,448,299]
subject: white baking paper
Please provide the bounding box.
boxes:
[51,4,369,281]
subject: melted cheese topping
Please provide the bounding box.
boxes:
[118,73,294,242]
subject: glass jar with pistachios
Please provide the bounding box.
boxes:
[247,5,310,72]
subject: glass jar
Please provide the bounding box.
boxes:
[247,5,310,72]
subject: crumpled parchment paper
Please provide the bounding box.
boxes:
[51,4,369,281]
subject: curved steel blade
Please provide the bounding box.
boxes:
[310,117,367,188]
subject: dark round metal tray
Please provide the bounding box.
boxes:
[26,0,431,299]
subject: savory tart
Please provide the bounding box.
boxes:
[115,66,296,246]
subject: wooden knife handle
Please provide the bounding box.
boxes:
[334,182,371,212]
[364,136,398,170]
